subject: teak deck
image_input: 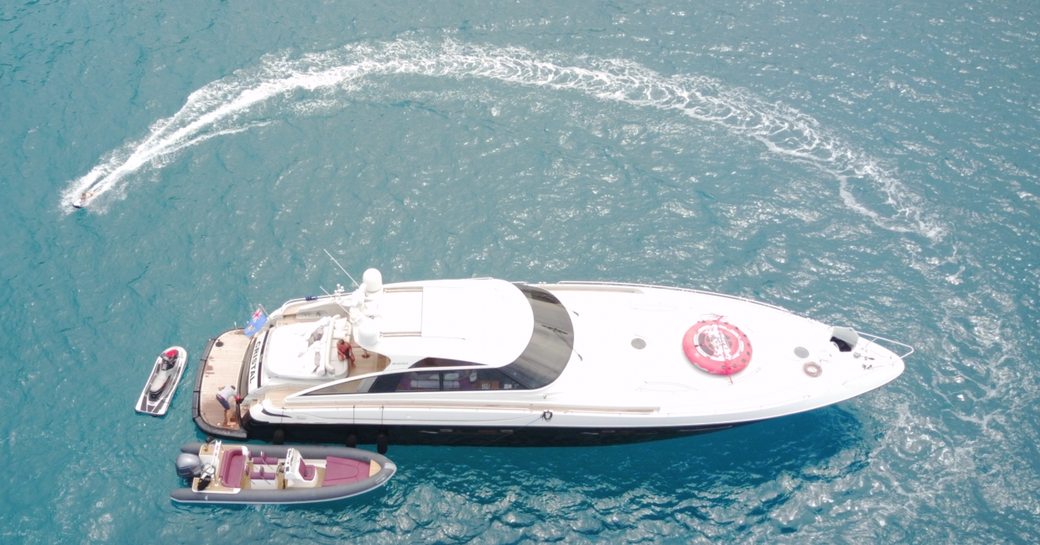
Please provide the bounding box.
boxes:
[198,329,249,431]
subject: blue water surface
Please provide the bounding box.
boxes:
[1,1,1038,543]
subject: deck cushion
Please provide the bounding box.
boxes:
[220,449,247,487]
[323,456,368,486]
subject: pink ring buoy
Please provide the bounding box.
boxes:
[682,320,753,375]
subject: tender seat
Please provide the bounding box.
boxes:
[249,466,275,481]
[252,453,278,465]
[282,448,318,486]
[219,448,248,487]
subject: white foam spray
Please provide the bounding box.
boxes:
[60,39,943,240]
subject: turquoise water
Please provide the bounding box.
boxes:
[2,1,1038,543]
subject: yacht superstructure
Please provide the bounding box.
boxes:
[192,269,911,447]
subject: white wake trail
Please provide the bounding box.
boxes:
[61,39,943,241]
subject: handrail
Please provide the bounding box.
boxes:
[550,281,797,314]
[857,331,915,360]
[280,397,660,414]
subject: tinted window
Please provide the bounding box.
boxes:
[376,369,524,392]
[395,371,442,392]
[369,373,404,393]
[410,357,482,368]
[305,377,369,396]
[456,368,522,391]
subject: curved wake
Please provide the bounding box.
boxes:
[61,39,943,240]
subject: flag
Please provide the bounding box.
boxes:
[244,306,267,337]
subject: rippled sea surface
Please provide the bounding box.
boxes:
[2,1,1038,543]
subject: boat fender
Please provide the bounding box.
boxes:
[541,410,553,421]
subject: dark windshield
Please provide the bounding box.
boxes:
[304,283,574,396]
[497,283,574,388]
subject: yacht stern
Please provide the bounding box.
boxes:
[192,329,250,439]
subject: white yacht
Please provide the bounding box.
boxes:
[192,269,911,448]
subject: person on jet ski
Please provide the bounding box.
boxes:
[160,349,178,370]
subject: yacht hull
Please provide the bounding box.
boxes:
[240,414,739,447]
[191,272,913,448]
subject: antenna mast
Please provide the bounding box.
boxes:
[323,249,359,288]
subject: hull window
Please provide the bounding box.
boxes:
[305,368,523,396]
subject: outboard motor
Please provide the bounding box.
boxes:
[175,453,203,479]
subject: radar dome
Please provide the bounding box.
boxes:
[362,268,383,295]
